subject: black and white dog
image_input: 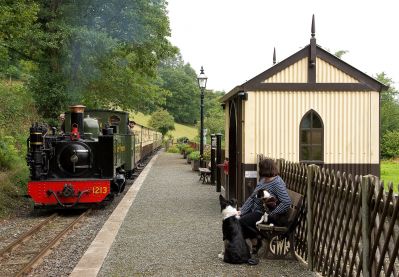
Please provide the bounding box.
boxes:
[218,195,258,265]
[256,189,289,227]
[255,190,277,226]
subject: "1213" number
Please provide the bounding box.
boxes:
[92,186,108,194]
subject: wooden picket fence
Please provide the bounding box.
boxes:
[258,156,399,277]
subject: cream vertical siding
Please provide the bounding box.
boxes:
[244,92,256,162]
[263,58,308,83]
[243,91,379,165]
[316,58,359,83]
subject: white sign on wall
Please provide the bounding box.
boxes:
[245,171,257,178]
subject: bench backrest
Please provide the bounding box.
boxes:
[286,189,304,231]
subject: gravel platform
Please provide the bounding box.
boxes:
[98,152,316,277]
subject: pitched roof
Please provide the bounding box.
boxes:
[221,44,387,102]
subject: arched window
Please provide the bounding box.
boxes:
[299,110,323,162]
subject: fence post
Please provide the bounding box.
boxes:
[210,134,216,185]
[307,164,317,271]
[361,175,371,277]
[276,158,284,174]
[215,133,222,192]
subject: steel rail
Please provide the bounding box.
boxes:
[0,213,57,257]
[15,209,91,277]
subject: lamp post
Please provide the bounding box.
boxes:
[197,66,208,163]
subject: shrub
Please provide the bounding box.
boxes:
[203,147,211,161]
[181,144,191,152]
[176,143,192,154]
[0,135,19,170]
[176,143,185,153]
[177,136,189,143]
[185,147,195,155]
[0,82,39,217]
[189,151,201,161]
[0,166,30,217]
[381,131,399,158]
[167,145,180,153]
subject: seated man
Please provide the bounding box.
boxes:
[238,158,291,253]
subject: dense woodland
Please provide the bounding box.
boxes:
[0,0,224,216]
[0,1,398,216]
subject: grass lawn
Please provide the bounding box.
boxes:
[380,160,399,192]
[129,111,198,140]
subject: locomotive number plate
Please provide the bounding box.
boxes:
[93,186,108,194]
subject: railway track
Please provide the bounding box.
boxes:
[0,209,91,276]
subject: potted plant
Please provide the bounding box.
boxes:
[176,143,186,156]
[189,151,201,171]
[185,147,195,164]
[202,147,211,168]
[182,144,191,159]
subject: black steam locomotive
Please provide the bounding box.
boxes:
[26,105,162,208]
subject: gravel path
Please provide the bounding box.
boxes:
[98,152,316,276]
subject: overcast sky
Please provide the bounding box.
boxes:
[167,0,399,92]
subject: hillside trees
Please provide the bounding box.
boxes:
[158,57,200,124]
[377,72,399,134]
[148,109,175,135]
[1,0,177,119]
[377,72,399,158]
[204,90,225,135]
[193,90,225,141]
[0,1,41,80]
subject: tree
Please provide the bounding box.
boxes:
[148,109,175,135]
[381,131,399,159]
[22,0,177,118]
[376,72,399,135]
[334,50,349,59]
[195,90,225,141]
[158,57,200,124]
[0,1,41,80]
[204,108,224,135]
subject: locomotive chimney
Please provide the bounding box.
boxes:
[69,105,85,138]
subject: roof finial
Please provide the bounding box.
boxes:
[309,14,317,82]
[273,47,276,65]
[311,14,315,38]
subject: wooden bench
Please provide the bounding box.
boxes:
[198,162,211,184]
[256,189,303,260]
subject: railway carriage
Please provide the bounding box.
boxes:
[26,105,162,208]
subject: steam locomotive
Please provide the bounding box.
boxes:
[26,105,162,208]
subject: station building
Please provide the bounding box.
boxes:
[220,17,386,203]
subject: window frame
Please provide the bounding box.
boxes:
[299,110,324,164]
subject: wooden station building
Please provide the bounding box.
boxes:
[220,16,386,203]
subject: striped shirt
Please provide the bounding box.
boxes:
[239,176,291,217]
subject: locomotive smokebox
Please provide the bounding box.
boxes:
[70,105,85,138]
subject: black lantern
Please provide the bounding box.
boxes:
[197,66,207,161]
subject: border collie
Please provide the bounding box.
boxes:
[256,189,289,227]
[218,195,258,265]
[255,190,277,226]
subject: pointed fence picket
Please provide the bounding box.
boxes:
[256,155,399,277]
